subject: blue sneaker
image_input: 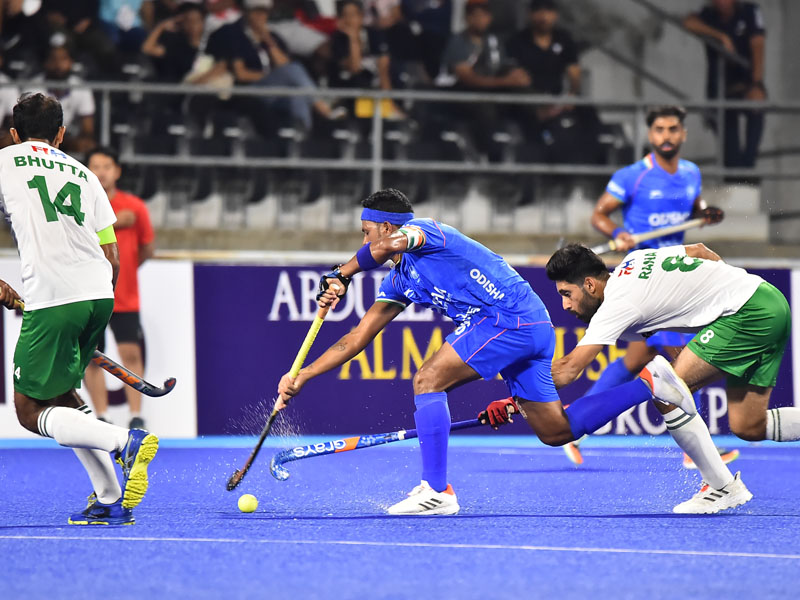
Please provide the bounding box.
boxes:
[69,493,134,526]
[117,429,159,509]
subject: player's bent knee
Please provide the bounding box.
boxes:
[728,414,766,442]
[13,392,41,434]
[412,366,442,395]
[538,431,572,447]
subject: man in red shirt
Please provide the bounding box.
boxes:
[85,147,155,429]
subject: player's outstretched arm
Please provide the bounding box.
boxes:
[278,301,404,398]
[551,344,604,389]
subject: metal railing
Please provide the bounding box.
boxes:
[5,80,794,191]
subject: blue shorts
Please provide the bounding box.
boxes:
[646,331,694,348]
[447,314,560,403]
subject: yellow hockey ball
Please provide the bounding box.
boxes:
[238,493,258,513]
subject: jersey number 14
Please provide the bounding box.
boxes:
[27,176,85,226]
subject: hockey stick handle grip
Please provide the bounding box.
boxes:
[590,218,707,255]
[288,305,330,378]
[269,418,482,480]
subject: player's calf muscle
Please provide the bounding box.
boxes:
[517,399,573,446]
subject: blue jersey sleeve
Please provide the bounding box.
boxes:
[400,218,447,254]
[606,165,637,204]
[376,271,410,307]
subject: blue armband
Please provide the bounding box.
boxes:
[356,243,381,271]
[612,227,627,239]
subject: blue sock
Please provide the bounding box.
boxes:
[414,392,450,492]
[587,357,636,396]
[566,379,653,439]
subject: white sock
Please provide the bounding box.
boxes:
[38,405,129,452]
[663,408,733,490]
[72,448,122,504]
[766,407,800,442]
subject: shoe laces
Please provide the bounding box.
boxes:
[407,482,431,497]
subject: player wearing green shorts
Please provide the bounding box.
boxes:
[518,242,796,514]
[0,93,158,525]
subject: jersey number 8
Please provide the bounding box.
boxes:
[661,256,702,273]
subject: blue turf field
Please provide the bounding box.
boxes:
[1,435,798,600]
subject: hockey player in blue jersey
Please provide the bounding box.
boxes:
[276,188,696,515]
[561,105,732,467]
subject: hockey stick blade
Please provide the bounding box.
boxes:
[91,351,177,397]
[226,408,279,490]
[269,418,483,481]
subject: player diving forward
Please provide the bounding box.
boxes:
[491,242,795,513]
[0,93,158,525]
[277,188,697,515]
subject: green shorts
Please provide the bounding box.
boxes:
[13,299,114,400]
[687,282,791,388]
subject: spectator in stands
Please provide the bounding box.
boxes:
[506,0,602,163]
[329,0,402,118]
[41,1,121,73]
[207,0,342,134]
[269,0,333,79]
[438,0,529,158]
[85,146,155,430]
[142,2,212,83]
[684,0,766,170]
[143,2,228,126]
[99,0,156,52]
[402,0,452,81]
[31,44,96,152]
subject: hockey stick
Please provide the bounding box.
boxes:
[589,217,707,255]
[269,418,483,481]
[226,304,331,491]
[14,300,176,397]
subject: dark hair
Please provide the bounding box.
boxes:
[177,2,206,16]
[12,93,63,142]
[546,244,609,285]
[336,0,362,16]
[530,0,558,11]
[646,105,687,127]
[86,145,120,166]
[362,188,413,213]
[465,0,490,15]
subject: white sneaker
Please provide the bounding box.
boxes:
[640,355,696,415]
[672,471,753,514]
[387,480,460,516]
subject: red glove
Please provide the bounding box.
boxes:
[478,397,519,428]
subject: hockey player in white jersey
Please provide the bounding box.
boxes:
[0,93,158,525]
[541,242,793,513]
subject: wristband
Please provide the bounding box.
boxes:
[612,227,627,239]
[356,243,381,271]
